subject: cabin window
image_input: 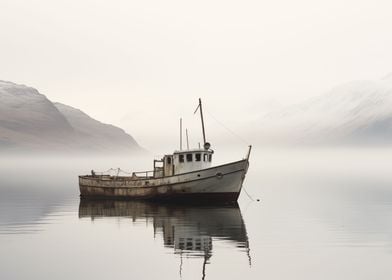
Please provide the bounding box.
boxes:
[203,154,208,162]
[167,157,171,164]
[208,154,212,162]
[195,153,201,162]
[179,154,184,163]
[186,153,193,162]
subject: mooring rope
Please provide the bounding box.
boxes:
[242,186,256,201]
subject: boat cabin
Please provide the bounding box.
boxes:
[151,98,214,178]
[153,149,214,177]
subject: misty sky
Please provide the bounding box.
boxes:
[1,0,392,151]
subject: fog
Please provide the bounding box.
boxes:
[1,0,392,151]
[1,148,392,279]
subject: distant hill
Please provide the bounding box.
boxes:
[54,102,140,153]
[256,76,392,146]
[0,80,142,154]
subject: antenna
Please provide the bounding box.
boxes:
[186,129,189,150]
[180,118,183,150]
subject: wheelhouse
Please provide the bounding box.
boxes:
[153,148,214,177]
[173,149,213,174]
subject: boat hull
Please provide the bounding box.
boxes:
[79,159,249,202]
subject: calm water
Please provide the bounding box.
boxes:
[1,149,392,280]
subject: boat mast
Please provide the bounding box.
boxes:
[194,98,210,150]
[196,98,206,145]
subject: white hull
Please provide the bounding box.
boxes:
[79,159,249,202]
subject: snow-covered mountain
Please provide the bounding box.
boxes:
[256,76,392,146]
[54,103,140,153]
[0,80,142,154]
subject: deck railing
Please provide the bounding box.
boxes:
[88,168,163,180]
[132,170,155,178]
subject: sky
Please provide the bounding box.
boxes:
[1,0,392,151]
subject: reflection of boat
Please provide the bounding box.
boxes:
[79,199,251,278]
[79,99,252,202]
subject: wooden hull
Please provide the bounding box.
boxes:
[79,159,249,202]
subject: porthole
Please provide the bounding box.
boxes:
[216,172,223,179]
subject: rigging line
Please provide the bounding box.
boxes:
[204,108,249,145]
[118,168,132,174]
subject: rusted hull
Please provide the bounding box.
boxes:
[79,159,249,202]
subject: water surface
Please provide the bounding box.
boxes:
[1,149,392,280]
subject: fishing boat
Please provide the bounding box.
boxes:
[79,99,252,202]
